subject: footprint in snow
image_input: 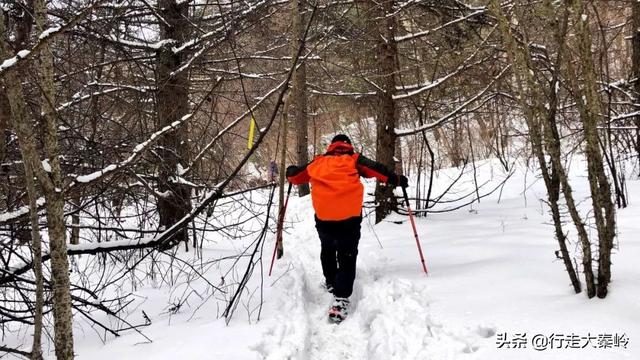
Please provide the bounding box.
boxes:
[475,325,496,338]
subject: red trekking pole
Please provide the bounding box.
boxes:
[269,182,292,276]
[402,185,428,274]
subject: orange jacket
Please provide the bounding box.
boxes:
[286,142,399,221]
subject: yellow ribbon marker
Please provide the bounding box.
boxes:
[247,116,256,149]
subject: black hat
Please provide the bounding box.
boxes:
[331,134,352,144]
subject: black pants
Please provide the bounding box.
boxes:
[315,215,362,299]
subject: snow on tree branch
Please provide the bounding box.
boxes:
[393,52,488,100]
[308,88,376,98]
[71,118,187,184]
[0,3,319,284]
[0,198,45,223]
[610,111,640,122]
[395,9,487,43]
[396,65,510,136]
[0,0,110,76]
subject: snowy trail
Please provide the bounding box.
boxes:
[256,200,491,360]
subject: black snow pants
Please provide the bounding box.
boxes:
[314,215,362,299]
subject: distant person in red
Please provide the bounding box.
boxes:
[286,134,408,323]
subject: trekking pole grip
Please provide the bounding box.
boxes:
[401,185,410,207]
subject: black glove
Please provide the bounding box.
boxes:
[286,165,298,177]
[397,175,409,188]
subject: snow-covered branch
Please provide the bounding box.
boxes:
[71,117,188,184]
[172,0,272,55]
[53,86,150,114]
[609,111,640,122]
[396,65,510,136]
[393,54,487,100]
[0,0,110,76]
[0,198,45,224]
[308,88,376,98]
[393,69,461,100]
[395,9,487,43]
[0,3,318,283]
[597,126,639,130]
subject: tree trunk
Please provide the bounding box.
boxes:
[543,74,585,296]
[374,0,398,223]
[567,2,616,298]
[292,0,310,197]
[70,193,81,245]
[24,161,44,360]
[632,1,640,174]
[540,0,583,295]
[394,138,404,175]
[156,0,192,249]
[35,0,76,355]
[0,91,10,214]
[490,0,584,295]
[2,11,30,246]
[0,92,6,167]
[1,6,75,359]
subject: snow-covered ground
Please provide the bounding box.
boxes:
[253,158,639,360]
[7,158,638,359]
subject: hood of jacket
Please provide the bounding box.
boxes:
[325,141,354,155]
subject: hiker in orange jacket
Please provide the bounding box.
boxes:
[286,134,408,323]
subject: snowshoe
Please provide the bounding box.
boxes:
[328,297,349,324]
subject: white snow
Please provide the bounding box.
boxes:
[0,49,31,72]
[177,163,187,176]
[41,159,52,173]
[256,160,639,360]
[76,164,117,183]
[0,198,45,222]
[150,39,178,50]
[0,57,18,71]
[38,26,62,40]
[6,158,639,359]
